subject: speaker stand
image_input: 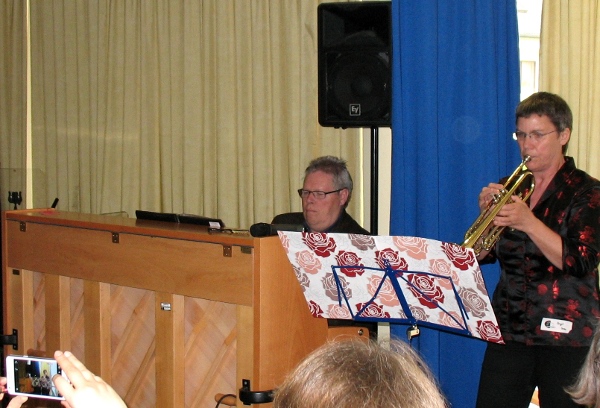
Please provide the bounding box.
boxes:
[370,126,379,235]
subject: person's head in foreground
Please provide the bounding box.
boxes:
[272,339,447,408]
[566,320,600,408]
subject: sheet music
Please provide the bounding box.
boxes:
[279,232,504,344]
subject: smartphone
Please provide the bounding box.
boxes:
[5,355,66,400]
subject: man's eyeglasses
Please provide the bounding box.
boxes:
[297,188,344,199]
[512,129,557,141]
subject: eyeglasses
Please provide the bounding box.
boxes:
[297,188,344,199]
[512,129,557,141]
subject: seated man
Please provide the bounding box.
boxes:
[272,155,369,234]
[273,155,375,338]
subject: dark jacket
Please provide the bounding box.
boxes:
[272,209,375,338]
[271,210,370,235]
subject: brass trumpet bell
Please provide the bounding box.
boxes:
[462,156,535,255]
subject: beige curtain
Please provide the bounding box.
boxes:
[0,0,27,212]
[23,0,364,229]
[539,0,600,179]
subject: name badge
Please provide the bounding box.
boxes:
[540,318,573,334]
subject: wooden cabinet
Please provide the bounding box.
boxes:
[1,210,328,407]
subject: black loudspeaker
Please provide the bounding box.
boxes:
[318,1,392,128]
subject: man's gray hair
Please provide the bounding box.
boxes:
[304,156,354,204]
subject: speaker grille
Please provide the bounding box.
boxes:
[318,2,392,128]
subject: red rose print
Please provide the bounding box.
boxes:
[438,310,466,329]
[441,242,477,271]
[307,300,324,318]
[579,226,595,245]
[407,273,445,309]
[294,267,310,292]
[335,250,365,277]
[375,248,408,272]
[429,258,458,290]
[349,234,376,250]
[458,287,487,318]
[295,250,323,274]
[327,304,352,319]
[408,305,429,322]
[476,320,504,343]
[303,232,336,257]
[473,269,488,295]
[279,233,290,252]
[322,272,351,301]
[367,275,399,306]
[579,244,593,259]
[589,190,600,208]
[393,236,429,260]
[565,298,582,321]
[355,302,390,318]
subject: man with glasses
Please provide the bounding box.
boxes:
[273,156,374,338]
[272,155,369,234]
[474,92,600,408]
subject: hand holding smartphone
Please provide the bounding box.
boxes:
[5,355,67,400]
[52,351,127,408]
[5,351,127,408]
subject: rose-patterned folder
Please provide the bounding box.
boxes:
[278,232,504,344]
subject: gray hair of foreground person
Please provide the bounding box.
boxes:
[272,339,448,408]
[566,321,600,408]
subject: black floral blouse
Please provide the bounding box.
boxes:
[485,156,600,346]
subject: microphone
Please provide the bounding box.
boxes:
[249,222,305,237]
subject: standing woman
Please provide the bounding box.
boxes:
[475,92,600,408]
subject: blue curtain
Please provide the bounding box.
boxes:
[389,1,520,406]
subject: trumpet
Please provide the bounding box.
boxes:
[462,155,535,255]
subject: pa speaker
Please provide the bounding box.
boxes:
[318,1,392,128]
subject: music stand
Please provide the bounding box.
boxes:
[278,232,504,344]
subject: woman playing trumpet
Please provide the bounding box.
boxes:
[474,92,600,408]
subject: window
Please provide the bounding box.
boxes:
[517,0,543,100]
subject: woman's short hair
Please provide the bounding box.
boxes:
[516,92,572,154]
[516,91,572,132]
[273,339,447,408]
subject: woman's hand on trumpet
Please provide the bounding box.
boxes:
[476,189,563,268]
[492,194,536,233]
[478,183,504,212]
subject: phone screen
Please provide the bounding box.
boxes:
[6,356,64,399]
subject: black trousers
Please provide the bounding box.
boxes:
[476,341,588,408]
